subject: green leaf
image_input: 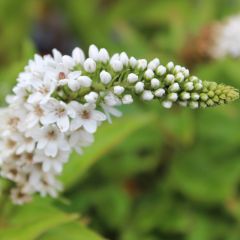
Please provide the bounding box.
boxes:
[38,222,105,240]
[60,113,156,189]
[0,199,78,240]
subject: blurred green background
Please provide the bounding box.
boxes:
[0,0,240,239]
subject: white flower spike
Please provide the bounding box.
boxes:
[0,45,238,204]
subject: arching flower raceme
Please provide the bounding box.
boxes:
[0,45,238,204]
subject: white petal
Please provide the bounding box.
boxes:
[40,113,57,125]
[45,141,58,157]
[54,162,62,173]
[57,116,69,132]
[43,161,51,172]
[91,110,107,121]
[37,138,48,149]
[83,120,97,133]
[70,118,83,131]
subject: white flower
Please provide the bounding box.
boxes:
[100,103,122,124]
[41,98,71,132]
[100,70,112,84]
[84,58,96,73]
[25,102,44,128]
[69,101,106,133]
[104,92,121,106]
[11,188,32,205]
[15,135,35,154]
[28,75,57,104]
[69,129,94,154]
[144,69,154,80]
[211,15,240,58]
[34,150,69,173]
[36,125,70,157]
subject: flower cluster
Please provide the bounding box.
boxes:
[210,15,240,59]
[0,45,238,204]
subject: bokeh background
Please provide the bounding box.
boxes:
[0,0,240,239]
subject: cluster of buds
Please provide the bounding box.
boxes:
[0,45,238,204]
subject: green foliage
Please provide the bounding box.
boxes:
[0,0,240,239]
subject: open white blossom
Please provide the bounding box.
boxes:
[210,15,240,58]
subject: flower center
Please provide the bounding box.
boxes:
[34,105,43,117]
[6,139,17,148]
[58,72,66,80]
[46,130,57,140]
[56,107,66,117]
[39,86,50,95]
[25,153,33,163]
[81,110,91,119]
[8,117,19,128]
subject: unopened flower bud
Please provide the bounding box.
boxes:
[100,70,112,85]
[156,65,167,76]
[148,58,160,70]
[113,86,125,95]
[110,60,123,72]
[122,94,133,104]
[129,57,137,68]
[120,52,129,66]
[84,58,96,73]
[168,93,178,101]
[127,73,138,83]
[180,92,190,100]
[79,76,92,87]
[137,59,147,70]
[144,69,154,80]
[142,90,154,101]
[99,48,109,63]
[169,83,180,92]
[165,74,175,85]
[88,44,99,61]
[154,88,165,97]
[162,101,172,109]
[151,78,160,89]
[135,82,144,93]
[84,91,99,103]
